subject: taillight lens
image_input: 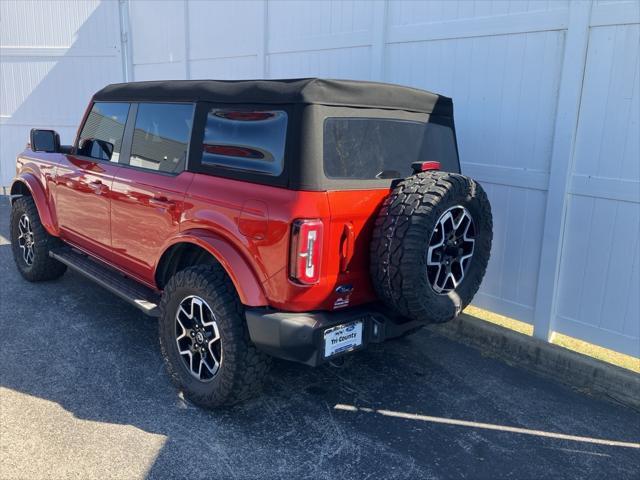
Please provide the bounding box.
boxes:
[290,219,323,285]
[411,161,441,174]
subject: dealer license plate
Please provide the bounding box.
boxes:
[323,321,363,358]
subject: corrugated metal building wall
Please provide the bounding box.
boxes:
[0,0,638,357]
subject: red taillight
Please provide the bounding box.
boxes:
[420,161,441,171]
[411,161,441,174]
[290,219,323,285]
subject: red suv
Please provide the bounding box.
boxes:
[10,79,492,407]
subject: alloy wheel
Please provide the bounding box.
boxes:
[175,295,222,382]
[426,206,476,294]
[17,213,35,266]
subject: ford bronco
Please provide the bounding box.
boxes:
[10,79,492,408]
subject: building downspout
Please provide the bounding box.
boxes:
[118,0,134,82]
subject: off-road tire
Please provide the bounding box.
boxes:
[370,171,492,324]
[158,265,271,408]
[10,196,67,282]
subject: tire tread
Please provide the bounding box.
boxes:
[158,265,271,408]
[10,196,67,282]
[370,171,493,323]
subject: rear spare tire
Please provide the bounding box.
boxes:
[370,171,492,324]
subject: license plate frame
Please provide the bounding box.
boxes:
[323,320,363,358]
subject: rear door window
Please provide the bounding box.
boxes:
[77,102,130,162]
[323,117,458,179]
[201,109,288,176]
[129,103,194,174]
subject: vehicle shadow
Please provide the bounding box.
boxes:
[0,201,638,479]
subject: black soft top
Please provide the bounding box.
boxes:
[93,78,452,117]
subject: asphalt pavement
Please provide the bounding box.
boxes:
[0,196,638,479]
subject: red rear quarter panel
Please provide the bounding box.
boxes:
[182,175,328,311]
[182,174,391,312]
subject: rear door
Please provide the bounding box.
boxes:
[55,102,130,260]
[109,102,195,285]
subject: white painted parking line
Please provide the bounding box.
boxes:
[334,404,640,449]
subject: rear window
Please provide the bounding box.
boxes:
[323,117,457,179]
[202,109,288,176]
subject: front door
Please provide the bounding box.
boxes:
[55,102,131,260]
[109,102,195,285]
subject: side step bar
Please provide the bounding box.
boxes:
[49,248,160,317]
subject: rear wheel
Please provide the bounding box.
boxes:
[370,171,492,323]
[158,265,271,408]
[10,196,67,282]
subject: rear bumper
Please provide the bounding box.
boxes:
[245,304,423,366]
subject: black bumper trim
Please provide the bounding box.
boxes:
[245,305,423,366]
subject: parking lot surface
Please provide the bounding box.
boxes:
[1,197,638,479]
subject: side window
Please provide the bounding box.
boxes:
[202,109,287,176]
[130,103,194,174]
[78,102,130,162]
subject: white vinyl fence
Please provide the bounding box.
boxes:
[1,0,638,357]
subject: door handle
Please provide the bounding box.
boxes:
[340,222,355,272]
[149,196,175,209]
[88,180,107,194]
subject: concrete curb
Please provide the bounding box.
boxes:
[427,313,640,410]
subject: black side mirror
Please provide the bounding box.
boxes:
[30,129,61,153]
[79,138,114,161]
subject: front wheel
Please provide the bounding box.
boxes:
[158,265,271,408]
[10,196,67,282]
